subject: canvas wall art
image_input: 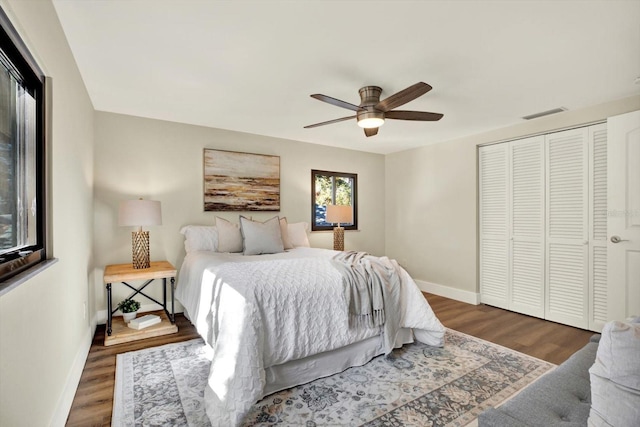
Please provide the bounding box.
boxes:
[203,149,280,211]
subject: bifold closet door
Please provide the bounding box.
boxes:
[545,128,589,329]
[588,124,608,331]
[509,136,545,318]
[479,144,509,310]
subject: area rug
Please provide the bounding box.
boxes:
[112,329,554,426]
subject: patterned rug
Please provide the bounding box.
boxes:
[112,329,554,426]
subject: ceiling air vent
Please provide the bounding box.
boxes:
[522,107,567,120]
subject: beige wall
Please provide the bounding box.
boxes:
[385,95,640,295]
[93,112,385,313]
[0,1,95,426]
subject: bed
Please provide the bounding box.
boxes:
[176,221,445,426]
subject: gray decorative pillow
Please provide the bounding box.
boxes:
[240,216,284,255]
[215,217,243,253]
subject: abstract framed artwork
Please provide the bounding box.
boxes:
[203,149,280,211]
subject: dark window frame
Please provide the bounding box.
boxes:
[0,6,47,283]
[311,169,358,231]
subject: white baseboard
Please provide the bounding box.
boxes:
[97,302,184,324]
[415,279,480,305]
[50,321,95,427]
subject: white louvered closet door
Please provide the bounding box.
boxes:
[589,124,608,331]
[545,128,589,329]
[509,136,545,318]
[479,144,510,310]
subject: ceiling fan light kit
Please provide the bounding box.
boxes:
[356,86,385,129]
[305,82,443,137]
[357,116,385,129]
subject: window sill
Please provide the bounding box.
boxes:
[0,258,59,297]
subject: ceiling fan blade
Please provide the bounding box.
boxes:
[375,82,433,112]
[385,110,444,121]
[310,94,363,112]
[304,115,356,129]
[364,127,378,137]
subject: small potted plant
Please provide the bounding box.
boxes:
[117,298,141,323]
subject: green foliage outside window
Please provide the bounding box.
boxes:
[315,175,352,206]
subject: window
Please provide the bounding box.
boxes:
[311,170,357,231]
[0,7,46,283]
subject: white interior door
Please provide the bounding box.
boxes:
[607,110,640,320]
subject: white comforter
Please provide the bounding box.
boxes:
[176,247,444,426]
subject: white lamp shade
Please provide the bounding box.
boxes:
[326,204,353,225]
[118,199,162,227]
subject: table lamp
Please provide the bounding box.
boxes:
[118,198,162,269]
[326,204,353,251]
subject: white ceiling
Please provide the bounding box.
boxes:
[52,0,640,154]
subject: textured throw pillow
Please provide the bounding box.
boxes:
[179,225,218,253]
[588,320,640,427]
[279,217,294,249]
[240,216,284,255]
[288,222,310,247]
[215,217,243,253]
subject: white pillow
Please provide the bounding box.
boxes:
[179,225,218,253]
[588,320,640,427]
[215,217,243,253]
[240,216,284,255]
[288,222,310,247]
[279,217,294,249]
[591,320,640,389]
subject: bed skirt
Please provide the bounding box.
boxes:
[261,328,414,398]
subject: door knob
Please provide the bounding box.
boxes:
[610,235,628,244]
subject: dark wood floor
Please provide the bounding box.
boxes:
[66,313,201,427]
[425,293,594,365]
[65,293,595,426]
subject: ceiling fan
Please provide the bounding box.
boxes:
[304,82,443,137]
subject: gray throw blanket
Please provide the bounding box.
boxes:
[332,251,387,329]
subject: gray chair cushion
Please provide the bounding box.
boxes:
[493,370,591,427]
[478,337,599,427]
[478,408,531,427]
[554,341,599,381]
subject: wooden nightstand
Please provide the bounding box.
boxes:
[103,261,178,346]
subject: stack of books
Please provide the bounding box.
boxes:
[128,314,161,330]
